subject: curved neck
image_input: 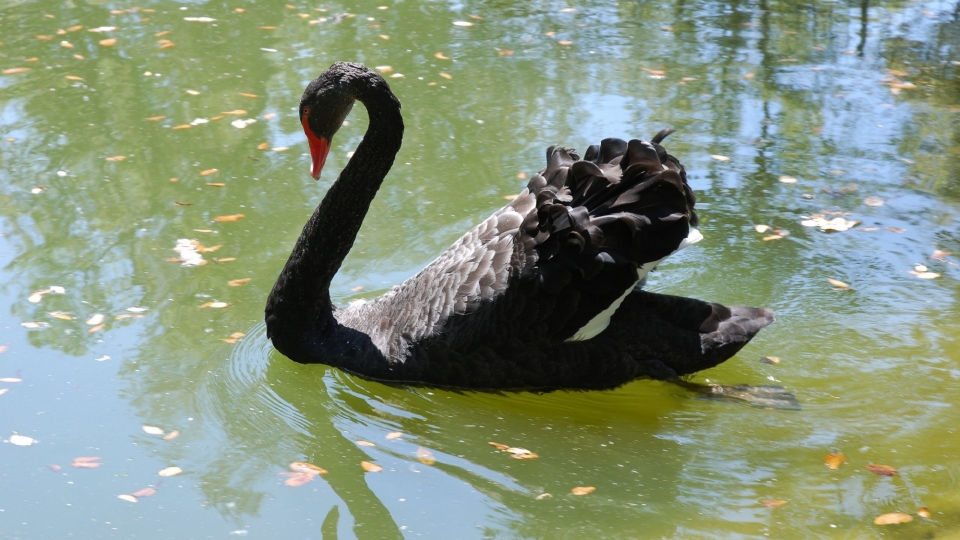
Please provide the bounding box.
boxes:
[270,92,403,323]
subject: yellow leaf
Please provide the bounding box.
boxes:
[439,72,452,80]
[99,38,117,46]
[2,67,31,75]
[874,512,912,525]
[571,486,595,496]
[434,52,450,60]
[157,466,182,477]
[162,430,179,440]
[257,142,269,150]
[761,499,787,508]
[146,115,166,121]
[356,440,375,447]
[172,124,192,130]
[239,92,259,98]
[213,214,245,222]
[827,278,850,289]
[386,432,402,440]
[88,324,105,333]
[290,462,327,474]
[105,155,126,161]
[360,461,382,472]
[48,311,73,320]
[917,507,931,519]
[865,463,897,476]
[489,442,510,451]
[200,168,218,176]
[416,447,436,465]
[824,452,846,469]
[227,278,251,286]
[65,75,83,81]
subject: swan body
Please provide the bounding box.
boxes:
[265,62,774,390]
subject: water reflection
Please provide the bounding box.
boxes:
[1,0,959,537]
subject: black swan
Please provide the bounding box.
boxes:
[265,62,775,391]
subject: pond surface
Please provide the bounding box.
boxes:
[2,0,960,538]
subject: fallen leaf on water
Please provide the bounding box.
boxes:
[0,389,8,396]
[157,466,182,477]
[271,147,289,152]
[416,447,436,465]
[915,272,940,279]
[146,116,166,121]
[498,49,514,56]
[172,124,192,130]
[47,464,61,471]
[489,442,510,451]
[874,512,912,525]
[105,155,126,162]
[99,38,117,46]
[571,486,595,496]
[222,110,247,115]
[828,278,850,289]
[535,493,553,500]
[0,377,22,383]
[453,21,473,26]
[864,196,884,207]
[157,39,175,49]
[918,507,931,518]
[131,487,157,498]
[142,425,164,435]
[2,67,31,75]
[227,278,251,287]
[778,175,798,184]
[162,430,179,440]
[824,452,846,469]
[214,257,237,263]
[48,311,73,320]
[931,249,951,260]
[72,461,102,468]
[762,235,782,241]
[229,332,245,339]
[866,463,897,476]
[761,356,781,364]
[0,345,7,354]
[88,324,105,333]
[263,113,277,119]
[206,182,226,187]
[283,472,315,486]
[710,154,730,162]
[801,216,860,232]
[239,92,259,98]
[214,214,245,222]
[257,142,269,150]
[86,314,105,326]
[755,224,770,233]
[386,432,402,440]
[21,322,46,328]
[357,441,375,447]
[435,52,450,60]
[439,72,452,80]
[10,433,36,446]
[887,227,905,233]
[503,194,519,200]
[761,499,787,508]
[558,40,573,45]
[200,169,218,176]
[290,462,327,475]
[117,494,138,503]
[361,461,382,472]
[507,447,539,459]
[155,30,170,37]
[65,75,83,81]
[744,72,755,79]
[209,302,230,308]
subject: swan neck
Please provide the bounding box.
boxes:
[269,89,403,324]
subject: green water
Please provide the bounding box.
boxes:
[2,0,959,538]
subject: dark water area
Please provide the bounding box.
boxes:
[1,0,959,537]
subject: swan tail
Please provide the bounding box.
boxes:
[518,132,699,340]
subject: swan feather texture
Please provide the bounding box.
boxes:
[265,62,774,390]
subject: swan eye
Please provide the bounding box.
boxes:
[302,106,311,117]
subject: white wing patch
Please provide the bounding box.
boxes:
[565,226,703,342]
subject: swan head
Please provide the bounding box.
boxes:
[299,63,361,179]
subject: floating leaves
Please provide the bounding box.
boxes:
[171,239,207,266]
[213,214,245,222]
[283,462,327,486]
[827,278,850,290]
[453,21,473,27]
[72,456,103,468]
[489,441,539,459]
[801,215,860,232]
[416,447,436,465]
[356,440,375,447]
[99,38,117,47]
[761,499,788,508]
[142,425,164,435]
[874,512,913,525]
[2,67,31,75]
[386,432,402,440]
[10,433,37,446]
[360,461,382,472]
[778,175,798,184]
[117,494,138,503]
[710,154,730,162]
[130,487,157,498]
[220,332,245,344]
[157,466,182,477]
[864,196,884,207]
[910,265,940,280]
[535,493,552,500]
[824,452,846,470]
[571,486,595,496]
[28,286,65,303]
[865,463,898,476]
[917,507,931,519]
[162,430,180,440]
[760,356,781,364]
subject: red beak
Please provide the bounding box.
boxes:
[301,114,330,180]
